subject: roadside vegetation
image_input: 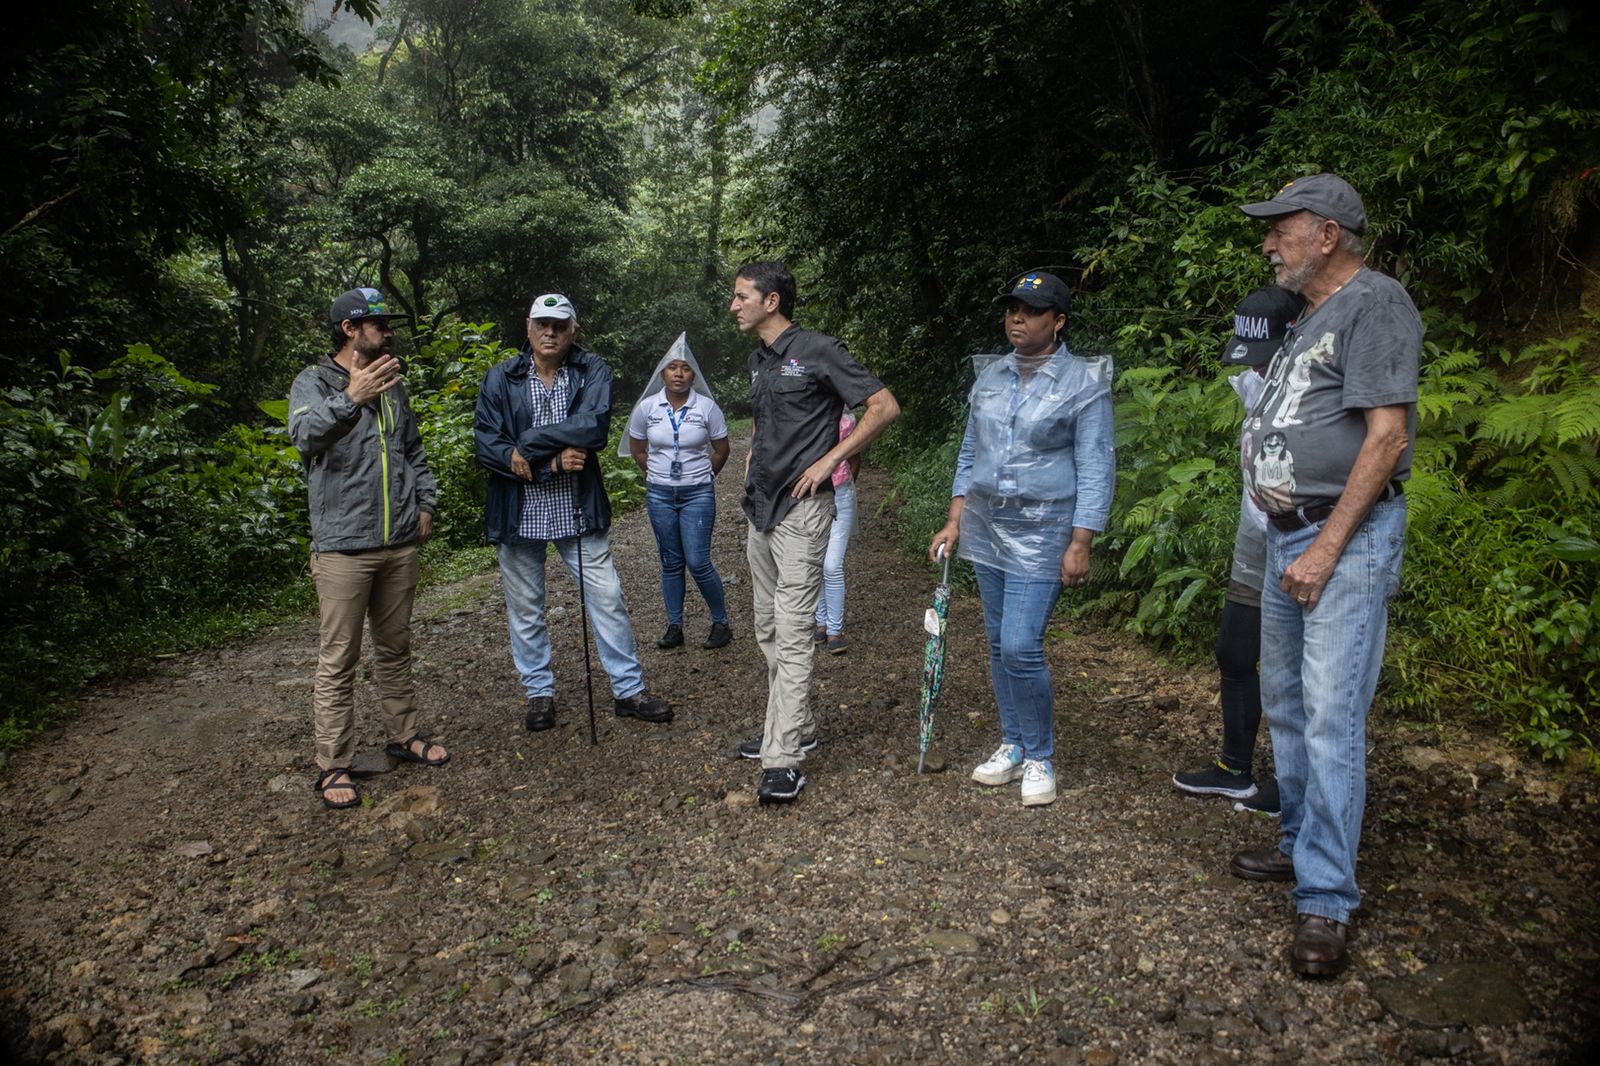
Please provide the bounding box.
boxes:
[1,0,1596,765]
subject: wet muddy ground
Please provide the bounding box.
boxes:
[3,432,1597,1064]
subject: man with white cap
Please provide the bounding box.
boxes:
[1228,174,1422,978]
[474,293,671,732]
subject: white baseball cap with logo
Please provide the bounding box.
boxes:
[528,293,577,321]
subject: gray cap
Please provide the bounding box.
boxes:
[1240,173,1367,236]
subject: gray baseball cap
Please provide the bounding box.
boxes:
[1240,173,1367,235]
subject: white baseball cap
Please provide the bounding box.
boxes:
[528,293,577,321]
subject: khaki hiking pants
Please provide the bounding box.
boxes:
[309,544,421,771]
[746,494,833,768]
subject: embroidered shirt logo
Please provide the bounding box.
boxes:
[778,358,806,377]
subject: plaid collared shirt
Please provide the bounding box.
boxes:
[517,366,579,541]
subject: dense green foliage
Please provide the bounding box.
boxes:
[2,0,1597,765]
[0,318,644,745]
[707,0,1600,764]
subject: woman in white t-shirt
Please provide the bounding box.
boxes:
[626,339,733,650]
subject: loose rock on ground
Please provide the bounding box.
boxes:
[2,432,1597,1063]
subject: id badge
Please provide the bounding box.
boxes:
[997,465,1020,498]
[669,459,683,480]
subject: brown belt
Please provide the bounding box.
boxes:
[1268,481,1403,532]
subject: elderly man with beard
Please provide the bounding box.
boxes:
[1229,175,1421,977]
[289,288,448,810]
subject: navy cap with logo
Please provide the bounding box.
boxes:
[1221,285,1305,367]
[329,287,404,327]
[996,270,1072,316]
[1240,173,1368,236]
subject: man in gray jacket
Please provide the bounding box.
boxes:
[289,287,449,809]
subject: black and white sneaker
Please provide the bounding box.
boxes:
[737,733,820,760]
[1233,775,1281,816]
[757,767,806,805]
[1172,760,1257,800]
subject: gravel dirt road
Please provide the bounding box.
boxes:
[3,432,1597,1064]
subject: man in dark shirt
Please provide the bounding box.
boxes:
[729,261,900,804]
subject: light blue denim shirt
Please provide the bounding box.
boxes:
[952,344,1115,577]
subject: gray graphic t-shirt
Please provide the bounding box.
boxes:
[1241,268,1422,513]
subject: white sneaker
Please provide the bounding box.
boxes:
[972,743,1025,785]
[1020,759,1056,807]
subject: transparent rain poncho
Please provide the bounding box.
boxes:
[954,346,1115,578]
[1229,369,1270,593]
[616,332,716,458]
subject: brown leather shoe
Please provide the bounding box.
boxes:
[1290,913,1350,977]
[1229,845,1295,882]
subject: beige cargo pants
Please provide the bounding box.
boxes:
[746,494,833,769]
[308,544,421,770]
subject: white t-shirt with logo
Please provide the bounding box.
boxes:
[627,389,729,486]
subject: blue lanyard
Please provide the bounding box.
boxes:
[664,400,691,456]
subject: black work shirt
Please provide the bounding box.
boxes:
[743,324,885,531]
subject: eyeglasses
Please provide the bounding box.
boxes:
[530,318,573,333]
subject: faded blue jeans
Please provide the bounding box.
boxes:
[813,479,857,635]
[1261,497,1406,924]
[645,482,729,627]
[972,562,1064,762]
[497,534,646,701]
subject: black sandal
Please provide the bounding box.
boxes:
[385,734,450,767]
[315,767,361,809]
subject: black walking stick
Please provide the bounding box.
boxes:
[573,499,598,747]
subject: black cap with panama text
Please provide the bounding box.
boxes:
[1221,285,1305,367]
[996,270,1072,316]
[1240,173,1368,236]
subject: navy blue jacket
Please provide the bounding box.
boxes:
[474,345,613,542]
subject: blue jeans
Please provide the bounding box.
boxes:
[496,534,645,701]
[813,479,857,634]
[645,482,728,626]
[1261,497,1406,924]
[972,563,1063,762]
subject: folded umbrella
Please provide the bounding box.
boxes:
[917,545,953,774]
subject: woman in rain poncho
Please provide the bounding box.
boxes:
[624,334,734,650]
[927,271,1115,807]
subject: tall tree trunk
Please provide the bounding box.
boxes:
[703,112,726,289]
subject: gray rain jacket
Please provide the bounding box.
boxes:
[288,354,437,552]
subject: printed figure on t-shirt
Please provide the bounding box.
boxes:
[1272,332,1335,428]
[1253,432,1295,513]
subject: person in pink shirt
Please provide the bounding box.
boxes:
[812,411,860,654]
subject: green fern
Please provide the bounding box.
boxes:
[1552,388,1600,446]
[1476,393,1557,449]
